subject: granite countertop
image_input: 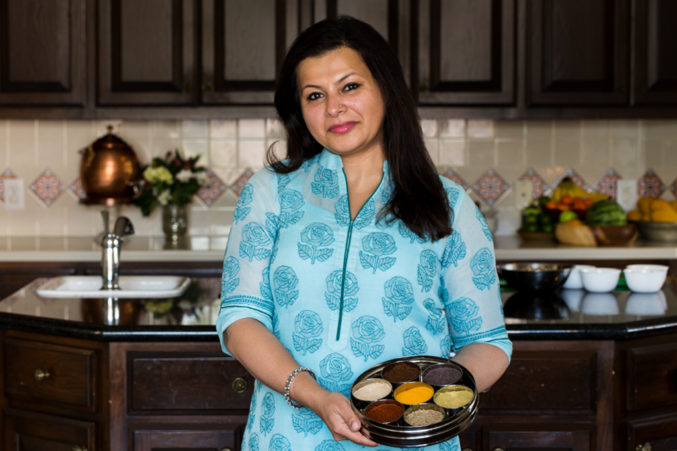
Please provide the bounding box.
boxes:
[1,235,677,262]
[2,277,677,342]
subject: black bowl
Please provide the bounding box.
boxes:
[498,262,572,292]
[503,292,571,320]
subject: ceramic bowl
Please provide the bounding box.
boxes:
[623,264,669,293]
[580,267,621,293]
[562,265,596,289]
[590,224,638,246]
[580,292,620,315]
[635,221,677,242]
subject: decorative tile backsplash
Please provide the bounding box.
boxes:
[0,119,676,237]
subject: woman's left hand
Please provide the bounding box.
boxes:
[310,391,378,447]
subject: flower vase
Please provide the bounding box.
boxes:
[162,204,188,244]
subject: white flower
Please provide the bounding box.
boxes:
[196,171,210,186]
[176,169,193,182]
[157,189,171,205]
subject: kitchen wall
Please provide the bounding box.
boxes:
[0,118,676,237]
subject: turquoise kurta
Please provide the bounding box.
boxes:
[217,149,511,450]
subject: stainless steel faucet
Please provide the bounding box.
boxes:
[100,211,134,290]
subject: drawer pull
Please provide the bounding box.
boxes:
[34,368,51,382]
[232,377,248,394]
[635,444,652,451]
[221,448,232,451]
[493,448,505,451]
[72,446,88,451]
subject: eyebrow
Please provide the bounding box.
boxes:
[301,72,358,91]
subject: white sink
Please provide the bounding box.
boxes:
[36,275,190,299]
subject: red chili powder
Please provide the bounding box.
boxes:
[364,400,404,424]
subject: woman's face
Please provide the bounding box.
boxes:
[297,47,386,159]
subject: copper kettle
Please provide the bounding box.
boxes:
[80,125,141,205]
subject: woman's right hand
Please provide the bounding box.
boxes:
[310,391,378,447]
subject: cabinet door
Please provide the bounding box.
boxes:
[633,0,677,104]
[201,0,294,105]
[415,0,515,105]
[97,0,196,105]
[526,0,629,105]
[485,423,593,450]
[0,0,86,107]
[626,414,677,451]
[130,420,247,451]
[3,408,95,451]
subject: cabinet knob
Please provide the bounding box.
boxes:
[492,448,505,451]
[635,443,652,451]
[34,368,51,382]
[72,446,88,451]
[232,377,248,394]
[202,82,213,92]
[220,448,232,451]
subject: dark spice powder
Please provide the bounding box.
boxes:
[364,400,404,424]
[382,361,420,383]
[422,364,462,386]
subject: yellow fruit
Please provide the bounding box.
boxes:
[650,198,671,212]
[637,197,653,215]
[627,209,642,221]
[651,208,677,222]
[670,201,677,212]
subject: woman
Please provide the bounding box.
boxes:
[217,16,511,450]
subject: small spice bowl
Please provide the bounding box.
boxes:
[382,361,421,384]
[351,378,393,410]
[393,382,434,405]
[422,363,463,387]
[403,403,447,427]
[363,399,404,425]
[433,385,474,410]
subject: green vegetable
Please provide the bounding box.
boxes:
[559,210,578,223]
[585,199,627,226]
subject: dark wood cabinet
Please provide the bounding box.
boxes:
[633,0,677,105]
[0,0,87,107]
[526,0,630,106]
[415,0,516,106]
[97,0,197,106]
[3,408,95,451]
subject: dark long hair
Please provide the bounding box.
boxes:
[268,16,451,241]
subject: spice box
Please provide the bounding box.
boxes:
[350,355,478,448]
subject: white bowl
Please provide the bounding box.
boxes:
[580,267,621,293]
[623,265,669,293]
[625,291,667,316]
[580,292,620,315]
[562,265,596,290]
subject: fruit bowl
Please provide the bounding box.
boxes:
[589,224,638,246]
[635,221,677,242]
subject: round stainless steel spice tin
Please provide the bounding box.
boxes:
[350,355,478,448]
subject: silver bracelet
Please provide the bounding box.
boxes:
[284,366,316,409]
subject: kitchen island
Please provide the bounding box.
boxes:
[1,277,677,451]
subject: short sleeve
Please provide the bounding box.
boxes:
[440,186,512,361]
[216,169,280,355]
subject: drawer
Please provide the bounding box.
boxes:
[3,337,97,411]
[479,347,601,413]
[3,407,95,451]
[626,341,677,411]
[128,352,254,413]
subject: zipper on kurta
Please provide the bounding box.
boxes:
[335,168,384,341]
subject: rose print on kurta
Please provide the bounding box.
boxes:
[334,195,374,229]
[273,266,299,307]
[293,310,323,355]
[298,222,335,264]
[259,392,275,435]
[476,206,493,243]
[423,298,446,335]
[269,433,291,450]
[325,270,359,312]
[446,297,482,334]
[240,222,273,262]
[470,248,496,290]
[311,167,339,198]
[292,408,324,436]
[446,187,461,207]
[279,189,305,227]
[402,326,428,355]
[233,184,253,223]
[417,249,437,292]
[315,440,345,451]
[248,433,260,451]
[350,315,385,361]
[382,276,415,321]
[260,266,272,299]
[221,256,240,295]
[359,232,397,273]
[318,353,353,394]
[398,221,425,244]
[441,230,466,268]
